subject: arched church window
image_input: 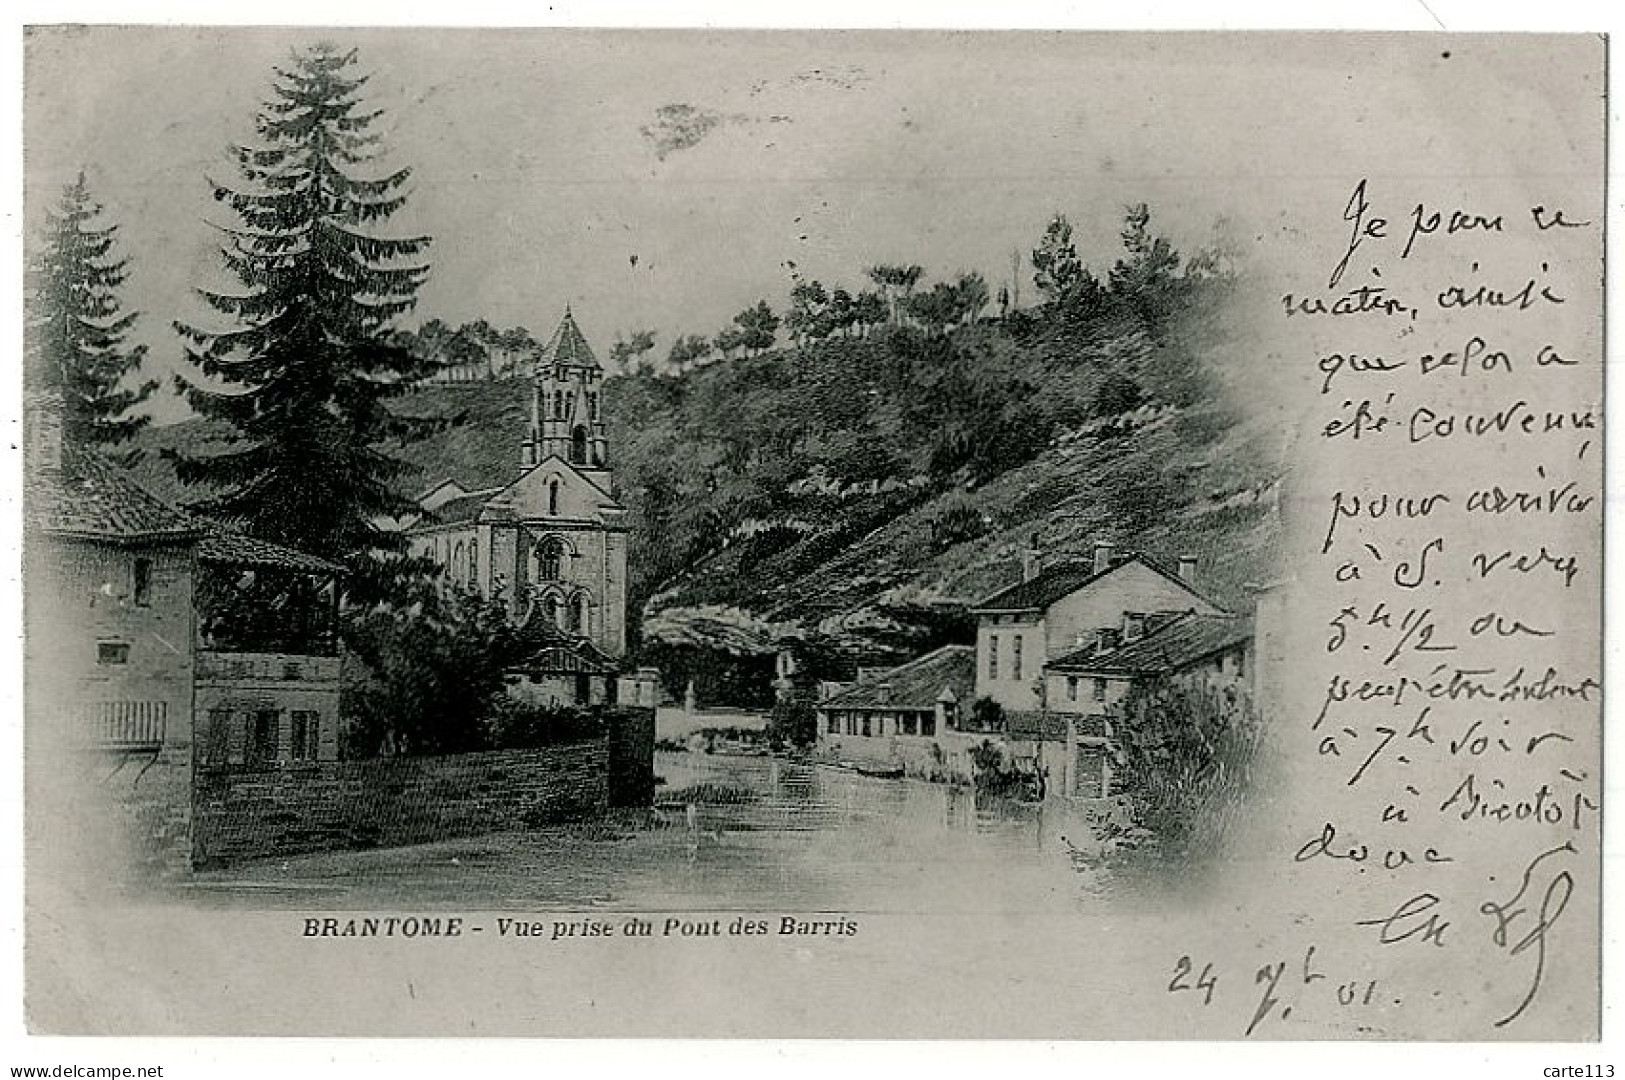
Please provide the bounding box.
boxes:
[568,593,587,635]
[467,542,479,587]
[553,390,565,419]
[570,426,589,465]
[452,541,465,582]
[548,479,559,516]
[547,593,564,630]
[536,537,566,581]
[587,391,599,420]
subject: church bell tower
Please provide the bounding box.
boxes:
[522,307,611,488]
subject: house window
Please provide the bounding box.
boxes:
[861,714,871,737]
[132,558,152,607]
[248,710,280,767]
[97,642,129,665]
[1067,676,1078,702]
[204,708,232,767]
[988,634,999,680]
[901,714,918,736]
[1013,635,1023,681]
[1093,678,1107,703]
[290,711,319,762]
[845,714,856,736]
[827,713,839,735]
[1234,648,1246,679]
[922,711,936,738]
[569,593,588,635]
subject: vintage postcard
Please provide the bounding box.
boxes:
[17,26,1605,1042]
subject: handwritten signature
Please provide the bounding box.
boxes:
[1480,840,1577,1028]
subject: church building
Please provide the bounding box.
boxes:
[403,309,629,704]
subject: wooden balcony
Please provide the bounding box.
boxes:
[84,700,167,751]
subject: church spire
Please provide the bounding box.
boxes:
[522,308,610,477]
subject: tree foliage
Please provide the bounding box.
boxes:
[609,328,658,374]
[1030,214,1085,303]
[716,299,780,358]
[1109,202,1184,326]
[171,43,433,571]
[666,332,712,370]
[26,171,156,456]
[1113,676,1263,856]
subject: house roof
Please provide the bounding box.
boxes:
[27,447,340,576]
[1046,612,1254,677]
[821,644,976,711]
[27,453,204,544]
[198,529,347,576]
[536,307,599,371]
[507,604,621,675]
[971,552,1225,614]
[422,488,503,526]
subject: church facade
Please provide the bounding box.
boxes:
[404,309,629,701]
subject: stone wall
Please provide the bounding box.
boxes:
[192,741,609,868]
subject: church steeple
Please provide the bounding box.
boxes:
[523,307,610,482]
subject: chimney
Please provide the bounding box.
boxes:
[1022,532,1044,582]
[1092,540,1115,576]
[1177,555,1199,583]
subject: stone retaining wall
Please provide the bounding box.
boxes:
[193,741,609,868]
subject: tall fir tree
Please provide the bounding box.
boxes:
[27,171,156,458]
[172,43,433,570]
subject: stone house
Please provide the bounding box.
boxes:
[25,395,348,872]
[969,540,1226,714]
[1042,610,1255,798]
[815,645,982,780]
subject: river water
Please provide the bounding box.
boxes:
[184,752,1126,913]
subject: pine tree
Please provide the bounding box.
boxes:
[172,43,432,568]
[27,171,156,457]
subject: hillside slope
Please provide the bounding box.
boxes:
[132,280,1283,676]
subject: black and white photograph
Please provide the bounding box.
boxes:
[10,15,1608,1056]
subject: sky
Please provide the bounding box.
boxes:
[22,27,1600,422]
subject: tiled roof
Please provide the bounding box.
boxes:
[536,307,599,370]
[27,449,342,578]
[821,644,976,711]
[198,529,346,576]
[972,552,1224,614]
[421,488,500,527]
[27,453,203,543]
[1047,612,1253,676]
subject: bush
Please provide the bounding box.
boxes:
[767,700,817,749]
[484,698,608,751]
[1091,373,1146,418]
[1112,677,1263,859]
[341,585,528,758]
[927,492,989,547]
[968,738,1036,800]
